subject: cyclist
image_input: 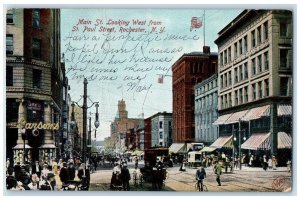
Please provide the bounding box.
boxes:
[196,166,206,191]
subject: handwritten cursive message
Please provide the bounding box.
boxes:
[63,17,200,97]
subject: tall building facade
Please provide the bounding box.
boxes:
[172,46,218,143]
[214,10,292,162]
[110,100,143,153]
[150,112,172,148]
[6,9,64,164]
[195,74,218,145]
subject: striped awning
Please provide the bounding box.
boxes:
[224,110,249,124]
[210,135,233,149]
[213,113,233,125]
[241,133,271,150]
[242,105,270,121]
[169,143,185,154]
[132,150,144,156]
[278,132,292,149]
[278,104,292,116]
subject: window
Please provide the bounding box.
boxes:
[234,42,237,58]
[159,132,163,139]
[32,9,40,28]
[229,93,232,107]
[244,62,248,79]
[6,34,13,55]
[228,47,231,62]
[159,121,163,129]
[225,95,228,108]
[224,49,227,64]
[280,22,287,37]
[239,65,243,81]
[234,68,238,83]
[258,82,262,99]
[257,26,262,45]
[264,79,269,97]
[235,90,238,105]
[263,21,268,40]
[220,52,223,66]
[244,35,248,53]
[224,73,227,87]
[252,58,256,76]
[229,71,232,85]
[220,75,223,89]
[239,89,243,104]
[251,30,256,48]
[258,55,262,73]
[221,96,224,109]
[32,38,41,58]
[244,86,248,103]
[6,67,13,86]
[32,69,42,89]
[239,39,243,55]
[6,13,14,24]
[264,51,269,70]
[252,84,256,100]
[280,77,289,96]
[280,49,289,68]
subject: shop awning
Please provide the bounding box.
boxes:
[278,132,292,149]
[213,113,233,125]
[132,150,144,156]
[241,105,270,121]
[278,104,292,116]
[224,110,249,124]
[210,135,233,149]
[241,133,271,150]
[169,143,186,154]
[199,146,216,153]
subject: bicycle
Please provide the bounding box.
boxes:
[195,180,208,192]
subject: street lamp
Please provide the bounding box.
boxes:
[72,78,99,167]
[21,128,26,164]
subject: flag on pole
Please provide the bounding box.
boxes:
[190,17,203,31]
[158,74,164,84]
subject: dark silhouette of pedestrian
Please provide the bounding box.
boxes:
[67,162,76,180]
[121,164,131,191]
[59,162,69,185]
[214,162,222,186]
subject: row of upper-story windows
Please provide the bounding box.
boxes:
[6,67,42,89]
[220,79,270,109]
[219,20,269,67]
[195,78,218,96]
[195,92,218,110]
[220,51,269,89]
[6,9,41,28]
[6,34,42,58]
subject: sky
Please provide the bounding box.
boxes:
[60,8,242,141]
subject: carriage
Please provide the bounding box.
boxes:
[138,148,169,190]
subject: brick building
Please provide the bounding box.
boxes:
[172,46,218,143]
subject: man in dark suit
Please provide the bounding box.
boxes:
[59,162,69,185]
[67,162,76,181]
[32,161,42,178]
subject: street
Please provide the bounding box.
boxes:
[88,161,292,192]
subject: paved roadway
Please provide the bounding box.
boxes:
[88,161,292,192]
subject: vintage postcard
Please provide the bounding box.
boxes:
[5,7,293,193]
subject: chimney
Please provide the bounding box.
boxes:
[203,46,210,54]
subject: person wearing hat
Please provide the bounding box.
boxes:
[67,162,76,181]
[59,162,70,185]
[41,163,50,180]
[28,174,39,190]
[121,163,131,191]
[40,172,56,190]
[32,161,42,178]
[77,163,90,190]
